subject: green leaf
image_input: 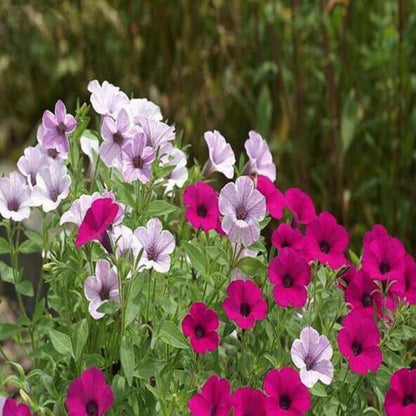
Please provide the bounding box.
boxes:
[120,336,135,386]
[24,230,44,249]
[0,261,14,283]
[74,319,89,360]
[96,300,120,314]
[147,200,178,216]
[125,277,145,327]
[49,329,74,357]
[19,239,41,254]
[159,321,188,349]
[0,323,21,340]
[310,383,328,397]
[182,242,206,275]
[235,256,266,276]
[16,280,34,297]
[0,237,10,254]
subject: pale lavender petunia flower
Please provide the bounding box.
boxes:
[17,145,50,187]
[88,80,129,118]
[31,160,71,212]
[84,259,120,320]
[80,133,100,179]
[219,176,266,247]
[125,98,163,123]
[120,132,156,183]
[134,218,175,273]
[38,100,77,154]
[0,396,6,413]
[0,172,32,221]
[202,130,235,179]
[111,224,141,261]
[136,117,175,155]
[160,147,188,194]
[291,326,334,388]
[243,130,276,182]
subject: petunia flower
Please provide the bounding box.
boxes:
[183,182,220,232]
[264,367,311,416]
[30,160,71,212]
[337,311,382,375]
[38,99,76,154]
[202,130,235,179]
[232,387,267,416]
[384,368,416,416]
[181,302,220,354]
[243,130,276,181]
[268,247,311,308]
[136,117,175,155]
[134,218,175,273]
[17,146,49,187]
[65,367,114,416]
[222,279,267,329]
[84,260,120,320]
[363,224,388,246]
[80,134,100,179]
[400,254,416,305]
[188,375,232,416]
[271,223,304,251]
[291,326,334,388]
[2,398,32,416]
[110,225,141,261]
[88,79,129,118]
[303,211,349,269]
[218,175,266,247]
[0,172,32,221]
[285,188,316,225]
[255,175,286,219]
[120,132,156,183]
[125,97,163,123]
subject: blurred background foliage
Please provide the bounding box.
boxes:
[0,0,416,251]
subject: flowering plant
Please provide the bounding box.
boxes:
[0,81,415,416]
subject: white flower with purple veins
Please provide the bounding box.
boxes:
[219,176,266,247]
[80,133,99,179]
[137,117,175,155]
[88,80,129,118]
[38,100,77,154]
[100,108,139,167]
[0,172,32,221]
[84,259,120,320]
[125,98,163,123]
[111,225,141,260]
[202,130,235,179]
[17,146,49,187]
[291,326,334,388]
[31,160,71,212]
[160,147,188,194]
[244,130,276,182]
[121,132,156,183]
[134,218,175,273]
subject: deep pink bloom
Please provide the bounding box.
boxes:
[271,223,304,251]
[268,248,311,308]
[337,311,382,375]
[400,254,416,305]
[232,387,267,416]
[222,279,267,329]
[65,367,114,416]
[285,188,316,225]
[3,399,32,416]
[363,224,388,246]
[384,368,416,416]
[256,175,286,219]
[188,375,232,416]
[303,211,349,269]
[264,367,311,416]
[75,198,120,253]
[362,234,406,282]
[181,302,219,354]
[183,182,220,232]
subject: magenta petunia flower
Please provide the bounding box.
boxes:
[84,260,120,320]
[285,188,316,225]
[0,172,32,222]
[271,223,304,251]
[345,270,383,319]
[256,175,286,219]
[291,326,333,388]
[337,311,382,375]
[75,197,121,253]
[303,211,349,269]
[134,218,175,273]
[38,99,76,154]
[363,224,388,246]
[120,132,156,183]
[65,367,114,416]
[222,279,267,329]
[188,375,232,416]
[400,254,416,305]
[232,387,267,416]
[88,80,129,118]
[202,130,235,179]
[3,398,32,416]
[17,145,49,187]
[181,302,219,354]
[219,176,266,247]
[362,234,406,282]
[268,248,311,308]
[244,130,276,181]
[264,367,311,416]
[384,368,416,416]
[183,182,220,232]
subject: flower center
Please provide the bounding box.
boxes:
[210,405,218,416]
[49,187,60,203]
[379,261,390,274]
[113,132,124,145]
[235,205,248,221]
[147,245,158,261]
[7,198,19,212]
[403,395,415,406]
[280,240,289,248]
[282,274,293,288]
[304,355,315,370]
[132,155,144,169]
[48,148,58,159]
[319,240,331,254]
[279,394,291,410]
[57,123,66,135]
[86,400,98,416]
[361,294,372,308]
[239,303,251,317]
[197,205,207,218]
[99,285,110,301]
[351,340,362,356]
[194,326,205,339]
